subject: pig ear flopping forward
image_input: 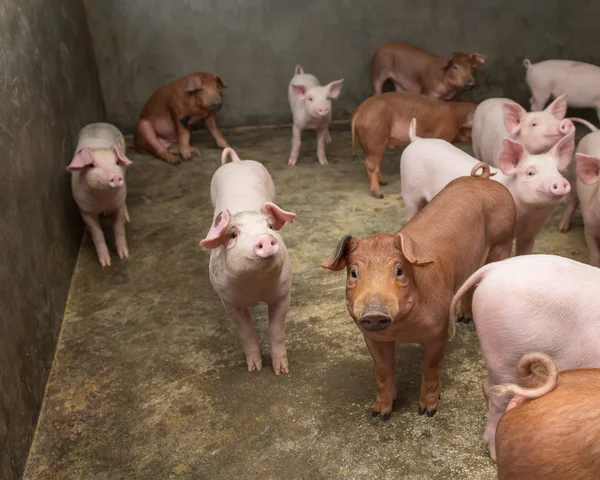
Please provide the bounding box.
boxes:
[550,129,575,171]
[111,145,133,167]
[260,202,296,230]
[66,147,94,171]
[468,53,487,68]
[394,233,434,266]
[215,75,228,89]
[321,235,356,271]
[497,138,525,175]
[502,102,527,136]
[544,93,568,120]
[200,210,232,249]
[186,75,203,93]
[575,153,600,186]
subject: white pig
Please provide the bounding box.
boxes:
[524,58,600,121]
[558,119,600,266]
[287,65,344,166]
[472,94,574,164]
[67,122,133,267]
[449,254,600,461]
[200,148,296,375]
[401,119,573,255]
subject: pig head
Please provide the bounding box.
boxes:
[437,53,487,99]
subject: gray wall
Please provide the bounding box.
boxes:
[0,1,104,478]
[85,0,600,130]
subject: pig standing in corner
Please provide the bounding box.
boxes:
[287,65,344,166]
[67,122,133,267]
[200,148,296,375]
[492,352,600,480]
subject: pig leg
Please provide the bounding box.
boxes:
[419,338,446,417]
[81,212,111,267]
[558,187,580,232]
[325,130,331,144]
[288,124,302,166]
[584,229,600,267]
[365,152,385,199]
[204,114,230,149]
[372,74,388,95]
[135,119,181,165]
[268,294,290,375]
[225,305,262,372]
[456,289,474,323]
[363,336,396,420]
[316,125,329,165]
[168,143,201,157]
[483,382,512,462]
[515,235,535,256]
[113,206,129,260]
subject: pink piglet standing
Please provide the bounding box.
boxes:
[200,148,296,375]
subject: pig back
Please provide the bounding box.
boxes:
[210,160,276,219]
[472,98,511,167]
[76,122,126,155]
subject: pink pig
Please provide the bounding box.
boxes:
[67,122,133,267]
[200,148,296,375]
[449,254,600,461]
[559,120,600,266]
[287,65,344,166]
[524,58,600,121]
[401,119,573,255]
[472,94,574,165]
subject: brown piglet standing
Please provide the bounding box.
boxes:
[134,72,229,165]
[371,41,486,98]
[351,91,476,198]
[493,352,600,480]
[321,167,516,419]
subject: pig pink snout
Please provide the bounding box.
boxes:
[254,234,280,258]
[317,106,330,117]
[559,119,574,135]
[109,173,124,188]
[550,178,571,196]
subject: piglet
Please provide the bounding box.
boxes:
[450,254,600,461]
[287,65,344,166]
[201,148,296,375]
[67,122,133,267]
[558,121,600,266]
[524,58,600,122]
[472,94,574,164]
[492,352,600,480]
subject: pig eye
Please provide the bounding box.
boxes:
[89,163,95,168]
[230,232,238,239]
[526,167,536,177]
[452,65,459,71]
[531,122,538,127]
[350,267,358,279]
[396,266,404,277]
[308,96,313,102]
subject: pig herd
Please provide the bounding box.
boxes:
[65,41,600,479]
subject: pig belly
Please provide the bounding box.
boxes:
[151,117,178,141]
[553,77,600,107]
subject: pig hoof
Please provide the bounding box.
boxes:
[371,410,380,418]
[287,158,298,166]
[457,316,473,324]
[418,405,426,416]
[380,412,392,421]
[372,192,384,199]
[378,180,388,186]
[426,408,437,418]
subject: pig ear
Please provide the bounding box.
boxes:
[394,233,434,266]
[215,75,228,89]
[469,53,487,68]
[292,84,307,100]
[66,147,94,171]
[110,145,133,166]
[503,103,526,135]
[498,138,524,175]
[321,235,356,271]
[186,75,203,93]
[550,130,575,171]
[440,54,457,70]
[200,210,231,249]
[576,153,600,186]
[544,94,568,120]
[326,79,344,99]
[261,202,296,230]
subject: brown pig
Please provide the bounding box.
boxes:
[321,169,516,419]
[493,352,600,480]
[134,72,229,165]
[371,41,486,98]
[351,91,477,198]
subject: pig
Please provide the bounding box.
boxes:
[471,94,574,165]
[524,58,600,122]
[67,122,133,267]
[401,118,574,255]
[134,72,229,165]
[449,254,600,461]
[200,147,296,375]
[321,170,515,419]
[287,65,344,166]
[350,91,477,198]
[492,351,600,480]
[558,120,600,266]
[370,41,486,98]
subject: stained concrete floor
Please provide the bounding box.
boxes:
[24,123,588,480]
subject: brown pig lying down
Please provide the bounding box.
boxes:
[351,91,477,198]
[134,72,229,165]
[322,166,516,420]
[493,352,600,480]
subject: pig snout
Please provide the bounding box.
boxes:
[109,173,124,188]
[550,178,571,197]
[317,106,330,117]
[254,234,280,259]
[559,119,573,135]
[208,99,222,111]
[358,305,392,332]
[464,80,475,90]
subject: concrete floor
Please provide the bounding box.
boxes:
[24,124,588,479]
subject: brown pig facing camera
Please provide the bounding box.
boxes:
[134,72,229,165]
[322,169,516,419]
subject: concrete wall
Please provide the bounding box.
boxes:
[85,0,600,130]
[0,1,104,478]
